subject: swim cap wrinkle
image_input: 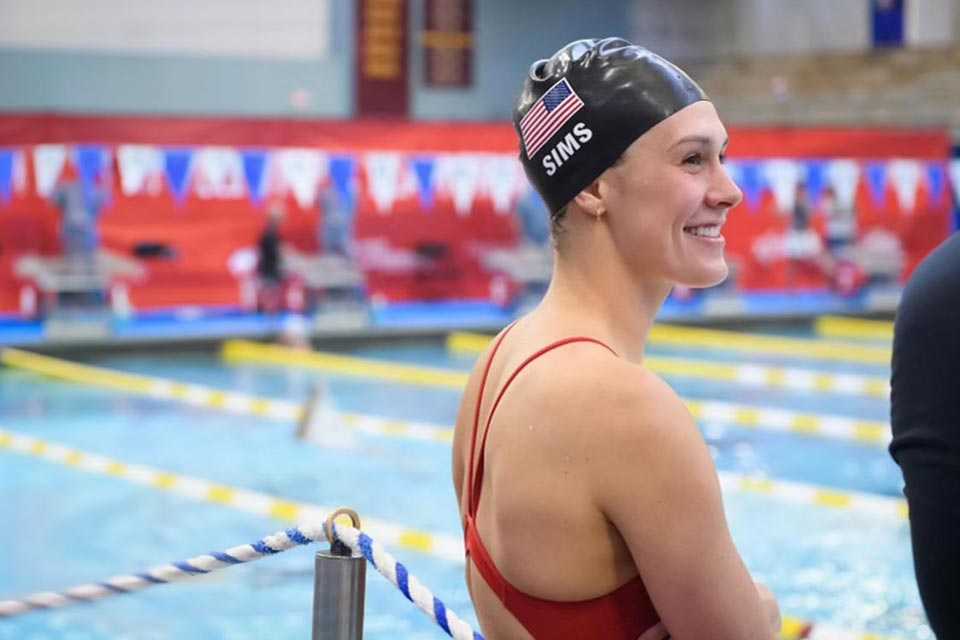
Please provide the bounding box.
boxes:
[514,37,709,214]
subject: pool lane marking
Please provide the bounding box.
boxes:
[0,428,463,562]
[223,339,889,398]
[0,428,907,521]
[222,340,468,389]
[1,348,891,447]
[448,326,892,365]
[815,316,894,342]
[0,429,898,640]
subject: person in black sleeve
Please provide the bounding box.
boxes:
[890,231,960,639]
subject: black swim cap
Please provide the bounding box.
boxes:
[514,38,709,214]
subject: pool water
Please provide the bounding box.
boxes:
[0,334,930,639]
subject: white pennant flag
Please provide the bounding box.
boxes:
[826,160,861,211]
[13,151,27,195]
[33,144,68,197]
[440,154,482,216]
[277,149,327,209]
[117,145,164,196]
[364,152,403,214]
[888,159,922,214]
[195,147,245,199]
[948,159,960,206]
[482,154,522,215]
[761,159,803,214]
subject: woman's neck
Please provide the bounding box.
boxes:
[535,245,672,363]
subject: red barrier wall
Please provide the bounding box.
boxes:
[0,114,952,315]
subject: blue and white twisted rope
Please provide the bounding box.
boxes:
[0,521,483,640]
[333,522,482,640]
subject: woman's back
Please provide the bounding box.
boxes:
[453,317,660,638]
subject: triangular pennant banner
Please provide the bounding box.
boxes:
[483,154,521,215]
[195,147,245,199]
[865,162,888,209]
[826,160,860,211]
[13,151,26,195]
[164,148,195,205]
[277,149,327,209]
[117,145,164,196]
[926,163,946,207]
[242,150,270,205]
[329,155,358,211]
[804,160,828,208]
[761,159,803,213]
[949,159,960,206]
[736,161,764,211]
[364,152,403,214]
[411,157,436,210]
[75,145,109,202]
[440,154,481,216]
[33,144,68,198]
[0,150,13,206]
[888,159,922,214]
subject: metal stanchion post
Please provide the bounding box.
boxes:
[312,508,366,640]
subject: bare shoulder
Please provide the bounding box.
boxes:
[553,353,694,442]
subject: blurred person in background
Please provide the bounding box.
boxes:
[453,38,780,640]
[256,202,286,313]
[52,171,105,272]
[890,232,960,639]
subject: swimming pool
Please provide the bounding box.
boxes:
[0,331,931,639]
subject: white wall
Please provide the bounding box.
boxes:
[734,0,871,55]
[907,0,956,47]
[0,0,331,60]
[632,0,739,61]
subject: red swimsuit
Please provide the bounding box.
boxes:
[463,325,661,639]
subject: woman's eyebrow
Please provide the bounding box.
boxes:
[672,135,729,149]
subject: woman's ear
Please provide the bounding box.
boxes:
[572,178,604,218]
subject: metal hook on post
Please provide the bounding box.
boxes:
[312,508,365,640]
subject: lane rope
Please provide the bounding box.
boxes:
[1,348,891,448]
[448,326,892,365]
[814,316,894,342]
[222,339,890,398]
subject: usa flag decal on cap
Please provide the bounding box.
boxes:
[519,78,585,159]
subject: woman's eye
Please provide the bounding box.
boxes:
[719,154,727,164]
[683,154,702,166]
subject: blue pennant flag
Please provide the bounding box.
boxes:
[0,150,14,207]
[865,162,888,209]
[738,161,764,211]
[164,148,195,205]
[927,163,946,206]
[329,155,357,211]
[75,145,108,203]
[804,160,828,208]
[242,150,269,206]
[411,157,436,210]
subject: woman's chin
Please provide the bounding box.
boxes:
[678,262,729,289]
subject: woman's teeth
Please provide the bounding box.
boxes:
[685,225,721,238]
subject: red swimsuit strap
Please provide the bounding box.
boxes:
[465,322,518,520]
[467,335,618,518]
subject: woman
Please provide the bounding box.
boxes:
[452,39,781,639]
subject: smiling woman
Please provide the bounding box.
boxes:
[453,38,776,640]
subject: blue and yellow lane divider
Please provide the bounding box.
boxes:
[0,427,462,562]
[0,348,454,444]
[2,348,891,446]
[814,316,894,342]
[0,426,905,522]
[224,338,889,398]
[449,325,892,365]
[0,426,898,639]
[222,340,468,389]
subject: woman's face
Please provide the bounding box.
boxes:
[598,101,742,289]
